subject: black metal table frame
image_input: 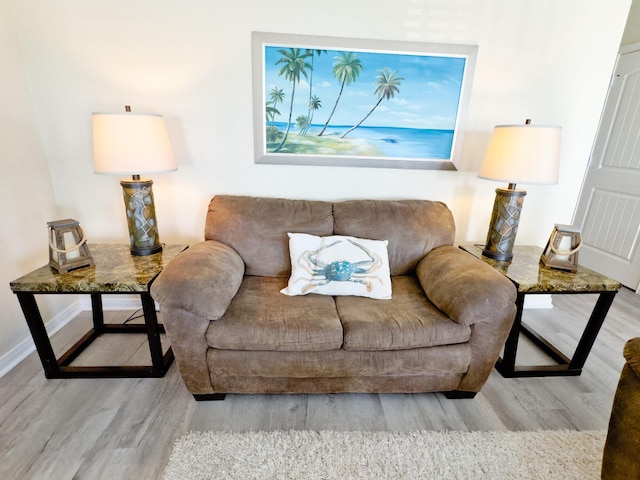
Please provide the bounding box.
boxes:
[495,289,618,378]
[15,290,173,379]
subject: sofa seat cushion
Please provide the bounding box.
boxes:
[336,276,471,351]
[207,343,471,378]
[206,276,343,352]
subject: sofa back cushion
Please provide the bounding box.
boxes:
[205,195,333,277]
[205,195,455,277]
[333,199,455,275]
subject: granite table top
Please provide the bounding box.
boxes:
[10,244,187,294]
[460,244,621,294]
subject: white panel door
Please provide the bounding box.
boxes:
[573,46,640,291]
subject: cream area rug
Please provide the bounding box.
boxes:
[162,429,606,480]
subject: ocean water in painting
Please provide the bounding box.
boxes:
[270,122,454,159]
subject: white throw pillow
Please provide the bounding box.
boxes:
[281,233,392,299]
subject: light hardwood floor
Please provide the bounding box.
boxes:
[1,288,639,479]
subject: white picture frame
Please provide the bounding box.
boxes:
[252,31,477,170]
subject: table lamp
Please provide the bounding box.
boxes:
[92,106,177,256]
[478,119,561,261]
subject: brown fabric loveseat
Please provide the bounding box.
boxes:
[151,195,517,400]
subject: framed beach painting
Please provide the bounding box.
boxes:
[252,32,477,170]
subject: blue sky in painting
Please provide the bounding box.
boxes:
[264,45,466,131]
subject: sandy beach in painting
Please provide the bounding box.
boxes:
[269,131,384,157]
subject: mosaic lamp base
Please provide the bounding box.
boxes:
[120,178,162,256]
[482,187,527,262]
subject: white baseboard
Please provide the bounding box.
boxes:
[78,295,147,311]
[523,294,554,309]
[0,300,83,378]
[0,295,153,379]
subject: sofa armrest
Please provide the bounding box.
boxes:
[624,337,640,377]
[417,245,517,393]
[602,337,640,479]
[150,240,244,320]
[416,245,517,326]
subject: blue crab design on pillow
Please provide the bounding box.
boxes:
[295,238,383,294]
[281,233,392,299]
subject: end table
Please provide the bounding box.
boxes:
[10,244,187,378]
[460,244,621,377]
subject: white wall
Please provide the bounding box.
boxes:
[1,0,632,365]
[10,0,631,247]
[623,0,640,46]
[0,0,73,369]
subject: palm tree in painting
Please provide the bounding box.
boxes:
[265,96,282,145]
[274,48,312,152]
[268,87,285,126]
[265,101,280,125]
[296,115,310,135]
[306,95,322,134]
[318,52,363,136]
[305,49,326,124]
[341,67,404,138]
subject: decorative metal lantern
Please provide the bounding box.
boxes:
[48,219,94,273]
[540,224,582,272]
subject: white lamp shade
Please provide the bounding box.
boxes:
[478,124,561,185]
[92,113,177,175]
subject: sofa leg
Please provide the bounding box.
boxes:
[193,393,227,401]
[444,390,477,399]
